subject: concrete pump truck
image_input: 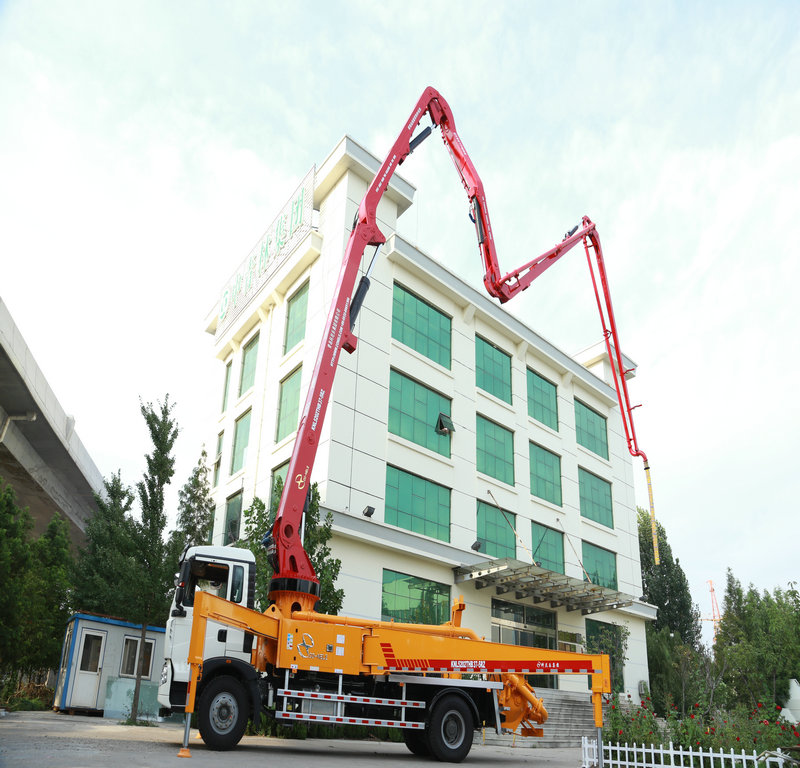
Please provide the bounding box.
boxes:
[158,87,656,762]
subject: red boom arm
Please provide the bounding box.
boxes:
[266,87,657,611]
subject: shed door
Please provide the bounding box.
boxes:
[71,630,106,709]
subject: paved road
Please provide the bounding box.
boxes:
[0,711,584,768]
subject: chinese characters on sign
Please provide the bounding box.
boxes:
[217,167,315,336]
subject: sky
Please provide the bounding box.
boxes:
[1,1,798,646]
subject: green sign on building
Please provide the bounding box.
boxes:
[217,167,315,335]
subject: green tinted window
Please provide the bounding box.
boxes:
[582,541,617,589]
[491,598,524,623]
[527,369,558,430]
[239,333,259,396]
[213,431,223,487]
[529,443,562,506]
[270,461,289,508]
[381,569,450,624]
[224,492,243,545]
[385,466,450,542]
[276,367,302,442]
[231,410,251,474]
[477,500,516,558]
[526,605,556,628]
[531,522,564,573]
[388,370,451,457]
[475,336,512,403]
[579,468,613,528]
[284,281,309,353]
[221,361,232,412]
[476,415,515,485]
[391,284,451,368]
[575,400,608,459]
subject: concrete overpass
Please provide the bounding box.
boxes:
[0,298,104,546]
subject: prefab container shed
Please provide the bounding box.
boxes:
[53,613,165,720]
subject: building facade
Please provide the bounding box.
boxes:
[204,136,655,697]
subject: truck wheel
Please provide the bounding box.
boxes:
[198,675,250,751]
[427,694,473,762]
[403,728,430,756]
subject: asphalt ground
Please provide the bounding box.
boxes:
[0,710,585,768]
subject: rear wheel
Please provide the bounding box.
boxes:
[198,675,250,750]
[427,694,473,762]
[403,727,430,756]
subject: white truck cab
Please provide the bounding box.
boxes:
[158,545,256,715]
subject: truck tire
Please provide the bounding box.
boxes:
[198,675,250,751]
[427,693,473,763]
[403,728,430,756]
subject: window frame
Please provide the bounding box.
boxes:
[275,366,303,442]
[119,636,155,679]
[381,569,451,625]
[391,282,452,369]
[531,521,564,574]
[385,465,451,542]
[475,335,512,404]
[239,332,260,397]
[284,280,310,354]
[223,491,243,545]
[529,442,562,506]
[270,460,290,508]
[476,414,515,485]
[212,431,223,487]
[578,467,614,528]
[476,500,516,559]
[221,360,232,413]
[230,409,252,475]
[527,368,558,430]
[574,398,609,459]
[388,369,452,458]
[582,541,618,590]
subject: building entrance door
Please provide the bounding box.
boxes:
[71,630,106,709]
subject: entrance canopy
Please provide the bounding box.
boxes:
[454,558,635,616]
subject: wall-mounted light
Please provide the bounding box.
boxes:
[362,506,375,518]
[471,540,482,552]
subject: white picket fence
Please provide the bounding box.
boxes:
[581,737,792,768]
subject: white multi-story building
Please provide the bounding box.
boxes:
[204,136,655,698]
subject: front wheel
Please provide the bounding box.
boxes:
[427,693,473,763]
[197,675,250,750]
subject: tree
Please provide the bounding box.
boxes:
[72,471,136,616]
[127,396,179,722]
[19,513,74,676]
[715,569,800,708]
[173,448,214,550]
[72,397,180,721]
[0,480,32,674]
[241,479,344,615]
[637,508,701,648]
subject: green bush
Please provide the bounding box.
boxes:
[605,693,800,752]
[8,697,48,712]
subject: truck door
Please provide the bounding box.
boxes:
[183,558,252,663]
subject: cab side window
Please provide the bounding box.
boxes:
[231,565,244,604]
